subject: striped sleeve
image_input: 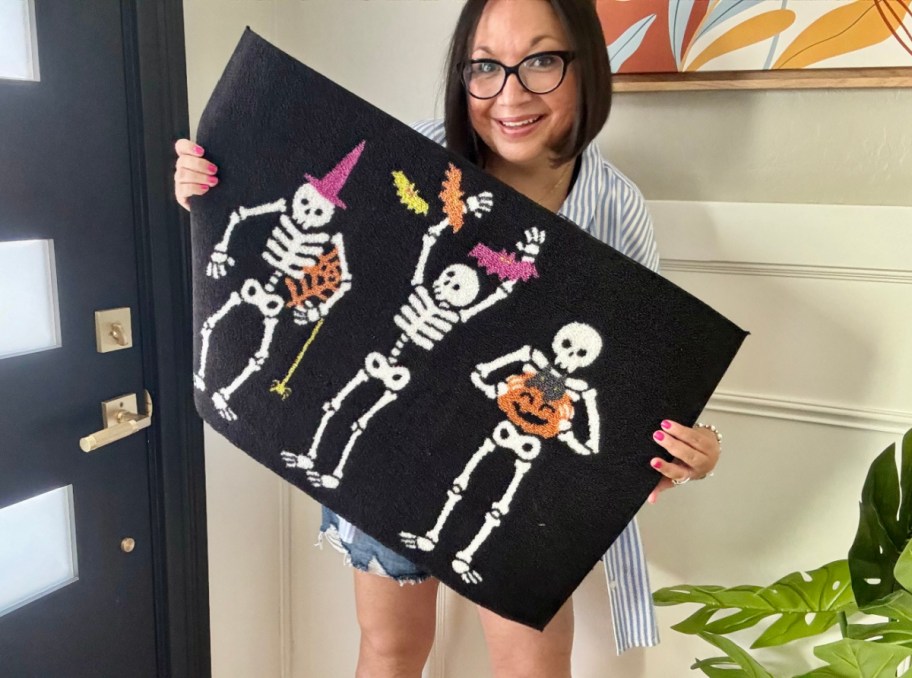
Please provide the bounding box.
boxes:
[409,118,447,145]
[604,519,660,653]
[613,172,660,273]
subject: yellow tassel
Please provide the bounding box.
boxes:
[270,318,325,400]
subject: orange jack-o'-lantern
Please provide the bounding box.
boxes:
[497,372,574,439]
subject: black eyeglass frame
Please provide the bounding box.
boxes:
[460,50,577,100]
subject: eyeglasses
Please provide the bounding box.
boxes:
[461,51,576,100]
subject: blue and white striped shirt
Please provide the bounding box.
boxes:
[412,118,660,655]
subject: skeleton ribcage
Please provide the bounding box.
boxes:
[393,285,460,351]
[261,215,331,276]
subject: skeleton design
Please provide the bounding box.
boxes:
[280,194,548,490]
[399,322,603,584]
[194,142,365,421]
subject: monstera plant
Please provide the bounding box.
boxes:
[654,428,912,677]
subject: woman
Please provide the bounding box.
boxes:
[174,1,722,676]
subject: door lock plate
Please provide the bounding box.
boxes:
[102,394,138,428]
[95,307,133,353]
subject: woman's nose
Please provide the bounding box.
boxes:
[497,71,534,105]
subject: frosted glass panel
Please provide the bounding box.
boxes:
[0,239,61,359]
[0,486,79,617]
[0,0,39,81]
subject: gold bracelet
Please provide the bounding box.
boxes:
[694,422,722,480]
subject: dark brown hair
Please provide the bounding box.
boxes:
[442,0,612,168]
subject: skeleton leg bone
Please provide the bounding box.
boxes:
[212,316,279,421]
[280,368,369,471]
[306,352,410,489]
[312,388,400,489]
[195,291,243,391]
[400,438,497,553]
[453,457,533,584]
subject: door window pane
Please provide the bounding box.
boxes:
[0,239,61,359]
[0,486,79,617]
[0,0,39,81]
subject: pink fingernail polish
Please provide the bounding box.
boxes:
[207,176,218,186]
[194,145,204,156]
[199,184,209,191]
[208,164,217,173]
[651,459,662,469]
[653,431,665,442]
[661,420,672,430]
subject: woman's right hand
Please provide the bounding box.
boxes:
[173,138,219,211]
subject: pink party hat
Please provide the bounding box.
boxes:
[305,140,366,210]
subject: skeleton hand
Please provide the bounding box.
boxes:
[292,302,322,326]
[206,248,235,279]
[515,227,546,257]
[465,192,494,219]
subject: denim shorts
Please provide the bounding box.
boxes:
[318,505,432,585]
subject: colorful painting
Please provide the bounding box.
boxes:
[598,0,912,89]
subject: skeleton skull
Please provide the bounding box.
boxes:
[552,322,602,373]
[432,264,479,308]
[291,183,335,229]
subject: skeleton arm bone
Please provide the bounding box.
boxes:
[459,282,513,323]
[411,192,493,287]
[474,346,532,378]
[458,227,546,323]
[471,346,532,399]
[557,388,601,456]
[208,199,288,277]
[410,216,451,287]
[214,198,287,253]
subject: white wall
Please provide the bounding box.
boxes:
[183,2,912,676]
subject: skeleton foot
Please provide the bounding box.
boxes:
[452,557,483,584]
[320,475,341,489]
[193,373,206,392]
[212,391,237,421]
[280,451,314,470]
[306,471,340,489]
[399,532,437,552]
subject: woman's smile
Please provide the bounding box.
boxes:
[494,113,547,137]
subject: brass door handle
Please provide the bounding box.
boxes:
[80,390,153,452]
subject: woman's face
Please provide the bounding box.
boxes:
[467,0,578,168]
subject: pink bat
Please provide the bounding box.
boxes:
[468,243,539,282]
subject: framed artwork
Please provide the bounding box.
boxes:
[597,0,912,91]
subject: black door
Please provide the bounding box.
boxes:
[0,2,209,676]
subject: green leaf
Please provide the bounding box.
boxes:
[697,633,776,677]
[846,620,912,646]
[654,561,855,647]
[849,429,912,609]
[793,638,912,678]
[895,538,912,593]
[861,589,912,623]
[691,655,752,677]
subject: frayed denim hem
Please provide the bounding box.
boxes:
[315,525,431,587]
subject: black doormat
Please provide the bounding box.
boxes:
[190,28,747,630]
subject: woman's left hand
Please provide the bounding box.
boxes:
[647,420,720,504]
